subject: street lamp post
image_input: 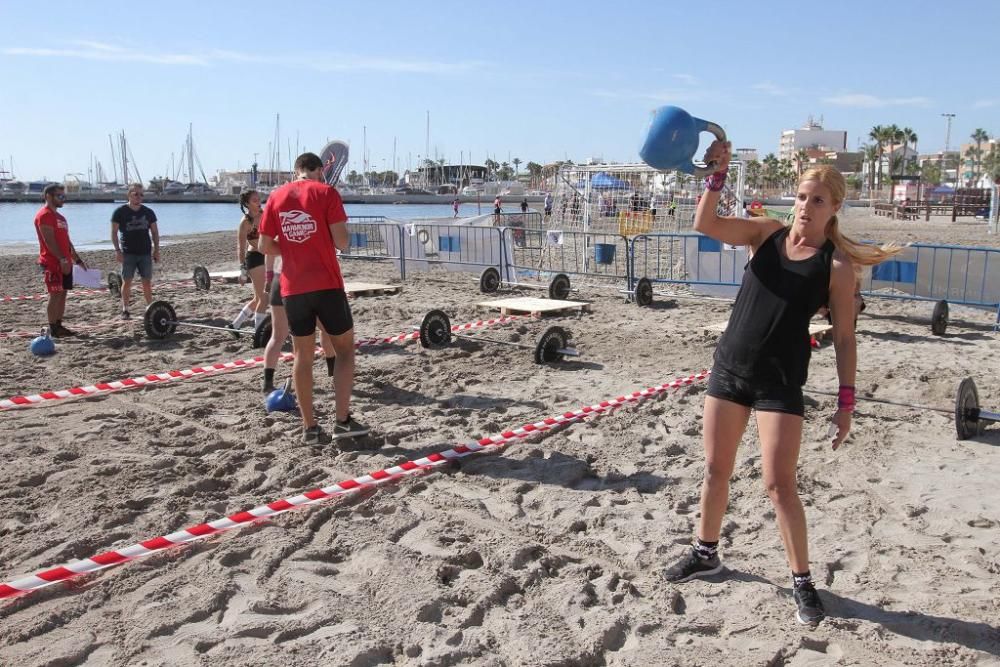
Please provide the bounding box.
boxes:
[942,113,955,187]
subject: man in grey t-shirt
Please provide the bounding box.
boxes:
[111,183,160,320]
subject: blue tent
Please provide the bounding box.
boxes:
[931,185,955,194]
[589,171,631,190]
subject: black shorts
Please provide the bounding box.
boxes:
[269,279,284,307]
[706,365,804,417]
[245,249,265,271]
[283,288,352,338]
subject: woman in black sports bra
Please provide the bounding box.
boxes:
[662,142,902,626]
[228,190,269,334]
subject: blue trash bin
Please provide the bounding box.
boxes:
[594,243,616,265]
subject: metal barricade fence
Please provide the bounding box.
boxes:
[400,221,505,279]
[502,228,631,287]
[629,233,745,296]
[344,218,406,278]
[860,243,1000,316]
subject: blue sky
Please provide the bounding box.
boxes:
[1,0,997,182]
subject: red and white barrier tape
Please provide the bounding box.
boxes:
[0,370,707,599]
[0,314,528,410]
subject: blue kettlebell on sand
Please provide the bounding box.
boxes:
[29,328,56,357]
[639,105,728,175]
[264,379,297,413]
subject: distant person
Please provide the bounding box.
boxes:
[111,183,159,320]
[543,192,553,220]
[228,190,268,334]
[259,152,368,445]
[520,197,528,214]
[630,190,641,213]
[452,197,459,218]
[493,195,502,224]
[34,183,87,337]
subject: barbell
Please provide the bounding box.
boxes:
[107,265,213,297]
[478,267,573,301]
[417,309,580,364]
[807,376,997,440]
[143,300,268,348]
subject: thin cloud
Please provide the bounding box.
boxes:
[2,40,480,74]
[973,99,997,109]
[586,88,706,104]
[672,73,699,85]
[822,93,931,108]
[752,81,792,97]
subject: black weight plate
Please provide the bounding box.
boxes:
[419,309,452,349]
[636,277,654,307]
[931,299,948,335]
[144,300,177,339]
[107,271,122,297]
[193,265,211,291]
[534,326,568,364]
[955,377,982,440]
[548,273,571,300]
[479,267,501,294]
[253,313,273,349]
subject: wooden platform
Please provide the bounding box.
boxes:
[705,320,833,340]
[344,282,402,297]
[478,297,592,317]
[211,270,242,282]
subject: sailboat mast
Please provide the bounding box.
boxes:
[188,123,195,185]
[109,134,118,184]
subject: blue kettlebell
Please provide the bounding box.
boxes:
[264,379,297,413]
[639,105,727,175]
[29,327,56,357]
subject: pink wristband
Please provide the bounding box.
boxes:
[704,169,728,192]
[837,385,856,412]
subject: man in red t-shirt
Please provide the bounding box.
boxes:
[260,152,368,445]
[34,183,87,337]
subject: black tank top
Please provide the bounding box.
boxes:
[714,227,834,386]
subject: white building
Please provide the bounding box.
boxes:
[779,117,847,162]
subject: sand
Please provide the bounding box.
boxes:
[0,213,998,666]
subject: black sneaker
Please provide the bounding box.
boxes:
[50,323,76,338]
[302,425,329,445]
[662,548,723,583]
[225,323,240,339]
[793,583,825,626]
[121,310,131,321]
[262,381,276,395]
[332,415,370,440]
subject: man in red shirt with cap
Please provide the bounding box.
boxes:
[259,152,368,445]
[34,183,87,337]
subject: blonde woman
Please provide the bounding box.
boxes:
[228,190,268,334]
[663,147,901,626]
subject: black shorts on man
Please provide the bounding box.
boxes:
[283,288,352,338]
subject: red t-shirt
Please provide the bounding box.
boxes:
[34,206,71,269]
[258,179,347,297]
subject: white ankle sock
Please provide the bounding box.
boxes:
[254,312,266,328]
[233,304,253,327]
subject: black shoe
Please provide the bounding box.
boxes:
[793,583,826,626]
[121,310,131,321]
[302,425,329,445]
[262,381,276,395]
[50,323,75,338]
[662,548,723,583]
[332,415,370,440]
[225,323,240,339]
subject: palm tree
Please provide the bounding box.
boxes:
[745,159,762,191]
[902,127,917,177]
[762,153,779,191]
[862,144,879,194]
[869,125,887,192]
[512,157,522,178]
[971,128,989,184]
[795,148,809,177]
[885,124,903,182]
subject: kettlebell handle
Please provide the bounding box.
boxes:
[691,120,728,178]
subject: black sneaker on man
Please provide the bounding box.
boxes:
[662,547,723,583]
[121,309,131,321]
[332,415,370,440]
[793,583,826,626]
[302,425,329,445]
[50,322,75,338]
[225,323,240,339]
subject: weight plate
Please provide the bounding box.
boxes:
[253,313,273,349]
[419,309,452,349]
[534,326,568,364]
[479,266,501,294]
[193,265,211,291]
[548,273,571,300]
[931,299,948,335]
[107,271,122,298]
[636,277,654,307]
[955,376,982,440]
[144,300,177,340]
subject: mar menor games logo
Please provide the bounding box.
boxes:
[279,210,316,244]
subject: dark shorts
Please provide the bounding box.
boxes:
[706,365,804,417]
[245,249,265,271]
[40,264,72,294]
[269,279,284,307]
[283,288,352,338]
[121,253,153,281]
